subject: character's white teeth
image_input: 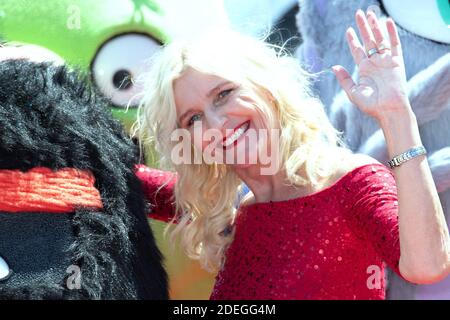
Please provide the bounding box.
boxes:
[223,122,249,147]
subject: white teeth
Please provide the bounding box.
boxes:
[223,122,249,147]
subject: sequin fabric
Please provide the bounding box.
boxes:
[136,163,403,300]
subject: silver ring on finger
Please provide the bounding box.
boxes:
[377,44,390,52]
[367,47,378,58]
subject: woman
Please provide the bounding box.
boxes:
[135,10,450,299]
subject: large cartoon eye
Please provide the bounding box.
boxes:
[92,33,161,108]
[382,0,450,44]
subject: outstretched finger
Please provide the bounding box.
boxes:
[331,65,356,101]
[386,17,402,57]
[346,27,366,65]
[355,10,377,54]
[366,11,386,49]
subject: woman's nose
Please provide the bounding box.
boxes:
[204,108,227,131]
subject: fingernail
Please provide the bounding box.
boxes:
[367,5,380,17]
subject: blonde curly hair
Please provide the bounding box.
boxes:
[134,29,348,272]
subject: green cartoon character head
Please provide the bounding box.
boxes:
[0,0,171,131]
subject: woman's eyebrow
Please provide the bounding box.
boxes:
[206,81,232,98]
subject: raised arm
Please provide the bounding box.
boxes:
[332,10,450,284]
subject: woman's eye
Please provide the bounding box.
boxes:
[216,88,233,102]
[188,113,202,127]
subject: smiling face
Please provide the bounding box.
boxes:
[173,67,275,169]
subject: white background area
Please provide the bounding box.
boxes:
[163,0,297,37]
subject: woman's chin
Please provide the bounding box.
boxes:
[227,153,261,172]
[224,146,259,166]
[229,162,253,170]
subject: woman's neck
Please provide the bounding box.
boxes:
[233,164,312,205]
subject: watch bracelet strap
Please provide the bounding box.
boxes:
[388,146,427,169]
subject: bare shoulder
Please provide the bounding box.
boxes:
[342,153,382,172]
[327,152,382,185]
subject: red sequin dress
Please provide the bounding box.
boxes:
[136,163,404,300]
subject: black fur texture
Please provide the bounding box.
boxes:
[0,59,168,299]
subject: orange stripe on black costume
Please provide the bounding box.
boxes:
[0,167,103,213]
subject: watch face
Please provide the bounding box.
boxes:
[0,255,11,281]
[382,0,450,44]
